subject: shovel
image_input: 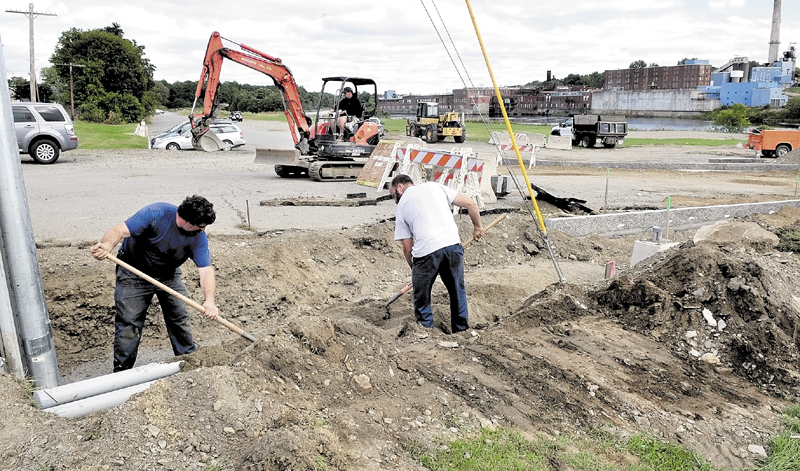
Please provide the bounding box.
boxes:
[106,254,257,342]
[383,213,507,319]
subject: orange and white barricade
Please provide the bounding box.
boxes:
[391,146,485,209]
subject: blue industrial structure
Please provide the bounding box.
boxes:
[699,47,795,107]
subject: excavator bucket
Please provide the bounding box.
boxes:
[192,129,226,152]
[253,148,300,165]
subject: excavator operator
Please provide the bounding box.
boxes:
[337,87,363,136]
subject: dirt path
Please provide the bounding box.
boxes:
[2,136,800,470]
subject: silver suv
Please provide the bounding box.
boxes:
[13,102,79,164]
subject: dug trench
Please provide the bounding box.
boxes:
[2,205,800,470]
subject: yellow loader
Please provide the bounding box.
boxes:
[406,102,466,144]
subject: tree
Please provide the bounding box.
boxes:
[7,75,56,102]
[629,60,647,69]
[649,63,660,67]
[562,73,583,86]
[713,103,750,132]
[8,77,28,100]
[50,23,160,123]
[782,96,800,121]
[583,72,605,89]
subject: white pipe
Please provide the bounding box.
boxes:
[43,380,157,418]
[34,362,181,409]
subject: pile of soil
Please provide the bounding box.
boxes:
[2,207,800,470]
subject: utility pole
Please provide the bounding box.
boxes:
[53,63,85,119]
[6,3,57,102]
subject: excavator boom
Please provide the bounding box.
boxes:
[191,32,311,152]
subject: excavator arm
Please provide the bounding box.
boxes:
[191,32,312,153]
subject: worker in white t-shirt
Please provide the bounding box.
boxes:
[390,174,483,333]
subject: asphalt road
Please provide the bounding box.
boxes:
[17,112,795,243]
[19,112,398,242]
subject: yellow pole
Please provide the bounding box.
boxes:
[464,0,546,232]
[464,0,564,282]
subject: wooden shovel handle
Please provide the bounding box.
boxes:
[463,213,506,248]
[105,254,256,342]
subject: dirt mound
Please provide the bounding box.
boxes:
[2,211,800,469]
[592,241,800,397]
[775,148,800,163]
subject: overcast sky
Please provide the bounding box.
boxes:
[0,0,798,96]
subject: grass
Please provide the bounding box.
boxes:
[411,403,800,471]
[626,434,713,471]
[776,223,800,252]
[382,118,552,143]
[74,110,746,151]
[14,376,38,408]
[73,121,148,149]
[410,427,722,471]
[758,403,800,471]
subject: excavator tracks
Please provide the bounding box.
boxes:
[308,161,365,182]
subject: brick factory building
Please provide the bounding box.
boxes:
[604,61,713,91]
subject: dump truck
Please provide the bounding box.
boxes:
[551,115,628,148]
[406,102,466,143]
[747,128,800,158]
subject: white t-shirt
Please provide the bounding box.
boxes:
[394,182,460,258]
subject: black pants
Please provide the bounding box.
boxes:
[113,266,196,372]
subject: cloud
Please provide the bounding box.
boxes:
[709,0,746,11]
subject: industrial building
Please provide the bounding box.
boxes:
[604,61,713,91]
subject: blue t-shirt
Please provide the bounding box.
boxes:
[118,202,211,277]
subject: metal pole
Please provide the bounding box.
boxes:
[464,0,565,283]
[0,34,61,388]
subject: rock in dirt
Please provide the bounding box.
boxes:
[747,444,767,458]
[700,353,720,364]
[352,374,372,394]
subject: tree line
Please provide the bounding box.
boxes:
[6,23,346,124]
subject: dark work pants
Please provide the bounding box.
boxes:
[412,243,469,333]
[113,266,196,372]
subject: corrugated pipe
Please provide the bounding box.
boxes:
[0,35,61,388]
[35,362,182,414]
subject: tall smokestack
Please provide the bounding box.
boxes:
[768,0,781,64]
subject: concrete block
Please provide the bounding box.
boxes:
[546,135,572,150]
[475,153,497,204]
[630,240,680,267]
[525,133,546,147]
[546,200,800,238]
[489,131,511,145]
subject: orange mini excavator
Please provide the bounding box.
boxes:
[190,32,384,181]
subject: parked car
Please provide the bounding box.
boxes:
[151,123,245,151]
[149,118,233,148]
[12,102,78,164]
[230,111,243,122]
